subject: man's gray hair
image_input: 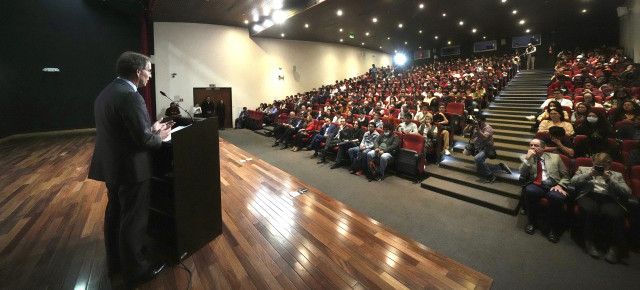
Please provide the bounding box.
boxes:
[115,51,150,78]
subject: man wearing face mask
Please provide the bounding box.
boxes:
[367,124,400,181]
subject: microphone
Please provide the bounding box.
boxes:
[160,91,194,125]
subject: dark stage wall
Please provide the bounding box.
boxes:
[0,0,141,139]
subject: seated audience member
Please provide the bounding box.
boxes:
[433,104,452,155]
[366,123,400,181]
[234,107,249,128]
[610,100,640,125]
[397,114,418,134]
[371,112,384,129]
[581,81,603,97]
[417,115,439,157]
[318,118,349,163]
[264,104,279,124]
[297,105,308,117]
[165,102,181,117]
[192,103,203,117]
[519,138,570,243]
[345,110,355,124]
[423,91,438,112]
[348,122,380,174]
[398,104,412,119]
[575,131,622,162]
[579,92,603,108]
[306,117,337,157]
[571,153,632,264]
[272,113,303,149]
[571,103,589,124]
[617,116,640,140]
[270,111,296,140]
[533,100,570,122]
[540,89,574,111]
[604,85,640,111]
[201,97,215,117]
[575,110,614,138]
[290,117,315,152]
[331,120,366,169]
[540,126,575,158]
[414,104,433,123]
[538,108,575,136]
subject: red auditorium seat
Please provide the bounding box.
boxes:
[396,133,426,180]
[615,120,634,130]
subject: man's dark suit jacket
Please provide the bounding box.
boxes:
[89,78,162,185]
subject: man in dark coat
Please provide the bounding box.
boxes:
[216,100,226,129]
[201,96,215,118]
[88,51,171,286]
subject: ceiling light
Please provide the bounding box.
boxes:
[582,9,587,13]
[361,42,365,46]
[339,28,343,32]
[280,33,285,37]
[404,41,408,45]
[340,39,343,42]
[447,41,452,45]
[372,17,378,23]
[442,13,447,17]
[419,30,423,34]
[459,21,464,26]
[365,32,370,36]
[244,20,249,24]
[272,10,288,24]
[304,23,309,28]
[394,53,408,66]
[512,10,517,15]
[434,35,438,39]
[519,19,525,25]
[483,36,486,39]
[501,0,507,3]
[472,28,477,33]
[398,23,403,28]
[419,3,424,9]
[253,24,264,32]
[379,46,382,49]
[337,9,343,16]
[394,50,398,53]
[273,0,283,10]
[263,19,274,28]
[262,6,271,16]
[387,37,391,40]
[252,9,260,21]
[526,29,530,33]
[419,46,422,49]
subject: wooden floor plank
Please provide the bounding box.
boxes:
[0,134,493,289]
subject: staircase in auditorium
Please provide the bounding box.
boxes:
[421,69,554,215]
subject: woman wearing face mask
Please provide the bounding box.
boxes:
[538,108,575,136]
[574,110,614,138]
[571,103,590,124]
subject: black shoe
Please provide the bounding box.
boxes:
[281,144,288,149]
[272,142,279,147]
[548,231,560,243]
[483,175,496,183]
[375,173,384,181]
[317,158,326,164]
[304,147,312,151]
[524,223,535,235]
[498,163,513,175]
[330,162,342,169]
[311,152,318,158]
[126,262,166,288]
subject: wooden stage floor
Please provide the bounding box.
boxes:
[0,133,492,289]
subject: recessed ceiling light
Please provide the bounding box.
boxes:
[379,46,382,49]
[337,10,343,16]
[472,28,477,33]
[252,9,260,21]
[361,42,365,45]
[419,3,424,9]
[244,20,249,24]
[526,29,531,33]
[459,21,464,26]
[394,50,398,53]
[339,28,343,32]
[483,36,486,39]
[419,46,422,49]
[281,33,285,37]
[442,13,447,17]
[512,10,517,15]
[263,6,270,16]
[398,23,403,28]
[502,0,507,3]
[305,23,309,28]
[581,9,587,13]
[448,41,452,45]
[340,39,343,42]
[365,32,370,36]
[387,37,391,40]
[419,30,423,34]
[372,17,378,23]
[434,35,438,39]
[272,10,287,24]
[519,19,525,25]
[404,41,408,45]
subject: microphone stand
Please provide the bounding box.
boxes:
[160,91,194,125]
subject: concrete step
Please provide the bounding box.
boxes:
[492,98,545,104]
[487,109,538,116]
[492,128,534,139]
[492,134,533,146]
[488,104,541,111]
[486,117,533,125]
[437,155,521,186]
[451,142,524,164]
[482,112,537,121]
[421,173,521,215]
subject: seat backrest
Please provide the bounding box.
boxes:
[574,157,593,170]
[590,106,606,117]
[630,165,640,198]
[610,161,630,186]
[559,154,573,176]
[401,133,424,153]
[446,102,465,115]
[573,135,587,147]
[621,139,639,153]
[394,131,404,146]
[615,120,634,129]
[534,131,550,140]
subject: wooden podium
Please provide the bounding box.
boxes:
[148,117,222,262]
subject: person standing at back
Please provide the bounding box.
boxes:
[89,51,172,287]
[525,43,537,70]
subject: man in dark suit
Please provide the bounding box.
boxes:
[89,51,172,286]
[216,100,225,130]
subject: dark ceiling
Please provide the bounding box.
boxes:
[141,0,625,54]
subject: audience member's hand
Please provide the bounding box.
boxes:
[360,146,366,150]
[551,185,568,197]
[603,170,612,181]
[525,149,536,160]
